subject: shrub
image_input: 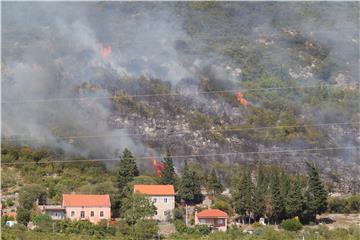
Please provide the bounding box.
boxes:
[6,199,15,207]
[16,208,31,226]
[174,219,188,233]
[32,214,53,232]
[194,224,211,235]
[173,208,185,220]
[280,219,303,232]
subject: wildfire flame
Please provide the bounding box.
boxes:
[100,45,111,59]
[236,91,249,106]
[152,159,164,177]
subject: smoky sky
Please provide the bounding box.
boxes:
[1,2,359,162]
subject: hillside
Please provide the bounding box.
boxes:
[2,2,359,192]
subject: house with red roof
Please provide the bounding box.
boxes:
[195,209,228,232]
[62,194,111,224]
[134,185,175,221]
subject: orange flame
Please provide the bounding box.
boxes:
[100,45,111,59]
[236,91,249,106]
[152,159,165,177]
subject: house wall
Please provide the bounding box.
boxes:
[195,216,228,232]
[149,195,175,221]
[64,206,111,224]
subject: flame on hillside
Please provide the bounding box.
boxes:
[236,91,249,106]
[100,45,111,59]
[152,159,164,177]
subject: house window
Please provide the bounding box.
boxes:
[217,219,224,225]
[80,211,85,218]
[71,211,75,217]
[164,198,167,203]
[100,211,104,217]
[200,219,207,224]
[91,211,94,217]
[153,198,157,203]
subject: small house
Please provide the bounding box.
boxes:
[134,184,175,221]
[195,209,228,232]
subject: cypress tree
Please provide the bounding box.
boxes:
[233,170,253,224]
[160,149,176,186]
[285,176,304,218]
[305,162,328,222]
[208,169,223,196]
[280,171,291,201]
[270,172,285,224]
[178,160,195,203]
[252,167,267,221]
[117,148,139,198]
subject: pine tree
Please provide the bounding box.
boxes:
[208,169,223,196]
[178,160,196,203]
[270,172,285,224]
[280,171,291,201]
[160,149,176,186]
[305,162,328,222]
[285,176,304,218]
[252,167,267,221]
[233,170,253,224]
[117,148,139,198]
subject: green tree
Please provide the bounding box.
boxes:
[252,166,267,221]
[208,169,223,196]
[160,149,176,186]
[233,170,253,224]
[178,160,201,204]
[117,148,139,198]
[121,193,156,225]
[19,184,47,210]
[305,162,328,222]
[270,172,285,224]
[16,208,31,226]
[285,177,304,218]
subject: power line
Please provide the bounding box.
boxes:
[2,146,358,165]
[1,84,347,104]
[2,122,358,142]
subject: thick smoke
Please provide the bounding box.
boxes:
[2,2,359,176]
[1,2,196,158]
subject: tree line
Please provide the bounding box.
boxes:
[116,148,328,225]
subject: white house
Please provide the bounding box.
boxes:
[133,184,175,221]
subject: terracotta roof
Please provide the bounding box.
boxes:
[4,212,17,218]
[134,185,175,196]
[196,209,228,218]
[62,194,111,207]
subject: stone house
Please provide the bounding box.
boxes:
[133,185,175,221]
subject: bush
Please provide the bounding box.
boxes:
[280,219,303,232]
[134,219,159,240]
[173,208,185,220]
[194,224,211,235]
[32,214,53,232]
[6,199,15,207]
[16,208,31,226]
[174,219,188,233]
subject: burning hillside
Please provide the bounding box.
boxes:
[2,2,359,191]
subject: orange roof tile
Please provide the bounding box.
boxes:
[4,212,17,218]
[197,209,228,218]
[62,194,111,207]
[134,185,175,196]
